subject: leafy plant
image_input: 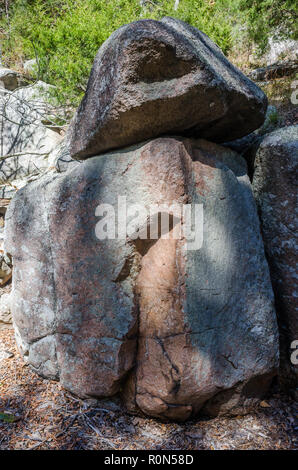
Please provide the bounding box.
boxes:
[239,0,298,54]
[0,0,296,106]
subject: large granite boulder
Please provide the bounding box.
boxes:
[253,126,298,398]
[68,17,267,160]
[5,136,278,419]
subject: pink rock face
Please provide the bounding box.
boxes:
[5,137,278,420]
[68,17,267,160]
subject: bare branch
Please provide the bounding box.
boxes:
[0,151,49,162]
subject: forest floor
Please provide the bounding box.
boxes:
[0,327,297,451]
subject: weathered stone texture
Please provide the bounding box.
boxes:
[5,137,278,419]
[68,17,267,159]
[253,126,298,398]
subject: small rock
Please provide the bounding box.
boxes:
[0,292,12,326]
[0,67,19,91]
[0,349,14,360]
[0,255,12,286]
[23,58,38,76]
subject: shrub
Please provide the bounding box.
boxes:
[0,0,239,105]
[240,0,298,54]
[0,0,296,106]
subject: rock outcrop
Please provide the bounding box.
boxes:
[5,137,279,419]
[68,17,267,159]
[0,78,66,217]
[253,126,298,399]
[0,81,62,184]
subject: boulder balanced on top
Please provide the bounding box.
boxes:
[68,17,268,159]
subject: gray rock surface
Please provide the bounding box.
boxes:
[47,139,81,173]
[265,38,298,65]
[68,17,267,159]
[23,59,38,76]
[5,136,278,419]
[0,348,14,360]
[0,81,62,183]
[253,126,298,398]
[223,106,279,179]
[0,292,12,328]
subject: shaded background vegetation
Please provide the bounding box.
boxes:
[0,0,297,106]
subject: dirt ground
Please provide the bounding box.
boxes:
[0,327,297,451]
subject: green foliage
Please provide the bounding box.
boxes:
[0,0,240,105]
[1,0,141,104]
[0,412,19,423]
[239,0,297,54]
[268,109,279,126]
[0,0,296,106]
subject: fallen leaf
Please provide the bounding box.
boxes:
[260,400,271,408]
